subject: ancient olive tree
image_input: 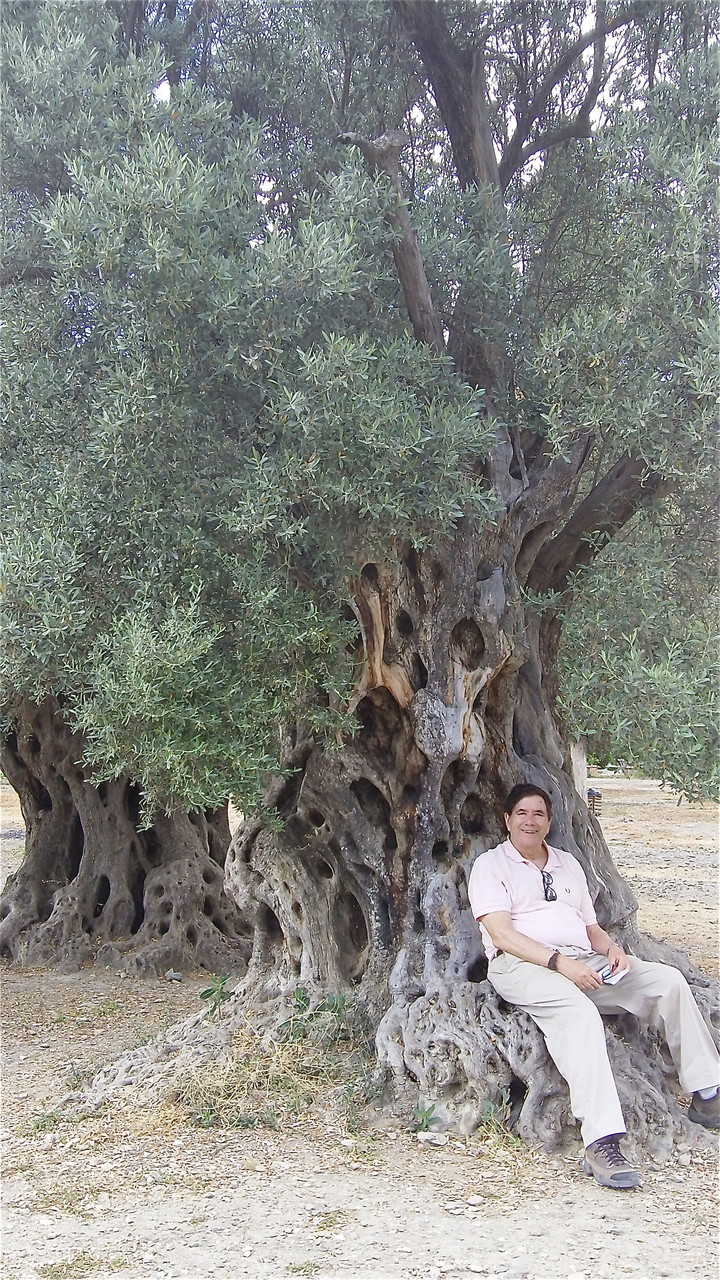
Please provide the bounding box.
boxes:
[2,1,717,1150]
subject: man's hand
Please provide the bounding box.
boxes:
[606,942,628,974]
[556,955,603,990]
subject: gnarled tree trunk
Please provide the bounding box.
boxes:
[0,697,251,976]
[223,526,718,1155]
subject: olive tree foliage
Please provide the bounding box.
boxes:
[2,1,488,813]
[559,484,719,802]
[2,0,718,1147]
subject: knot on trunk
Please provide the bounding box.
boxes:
[336,129,407,175]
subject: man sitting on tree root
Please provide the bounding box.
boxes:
[468,784,720,1190]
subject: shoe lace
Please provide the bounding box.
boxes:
[593,1137,630,1167]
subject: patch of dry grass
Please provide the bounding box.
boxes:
[31,1184,99,1217]
[313,1208,351,1231]
[167,995,379,1135]
[38,1254,125,1279]
[168,1023,349,1130]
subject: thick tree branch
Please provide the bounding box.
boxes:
[511,2,608,171]
[527,454,670,594]
[513,430,596,566]
[469,42,502,190]
[499,3,642,189]
[393,0,500,191]
[338,129,445,353]
[516,120,594,169]
[395,1,642,193]
[392,1,518,502]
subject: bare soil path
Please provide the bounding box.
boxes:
[1,777,718,1280]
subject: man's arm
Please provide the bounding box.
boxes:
[481,911,603,991]
[586,923,628,973]
[480,911,558,966]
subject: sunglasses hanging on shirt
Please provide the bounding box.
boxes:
[541,870,557,902]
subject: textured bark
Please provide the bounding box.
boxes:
[392,1,501,192]
[222,523,718,1155]
[0,698,251,975]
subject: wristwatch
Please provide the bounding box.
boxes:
[547,951,560,970]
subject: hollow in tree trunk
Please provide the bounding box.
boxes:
[0,698,251,976]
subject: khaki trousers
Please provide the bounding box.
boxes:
[488,951,720,1147]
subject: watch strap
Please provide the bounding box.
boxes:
[547,951,560,970]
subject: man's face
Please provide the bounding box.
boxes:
[504,795,551,845]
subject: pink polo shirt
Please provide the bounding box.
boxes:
[467,839,598,961]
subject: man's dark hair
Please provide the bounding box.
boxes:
[503,783,553,819]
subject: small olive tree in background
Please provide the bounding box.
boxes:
[1,0,717,1150]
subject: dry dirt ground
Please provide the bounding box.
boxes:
[1,776,718,1280]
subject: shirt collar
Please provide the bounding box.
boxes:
[503,838,558,866]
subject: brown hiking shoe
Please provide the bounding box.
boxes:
[688,1090,720,1130]
[583,1135,641,1190]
